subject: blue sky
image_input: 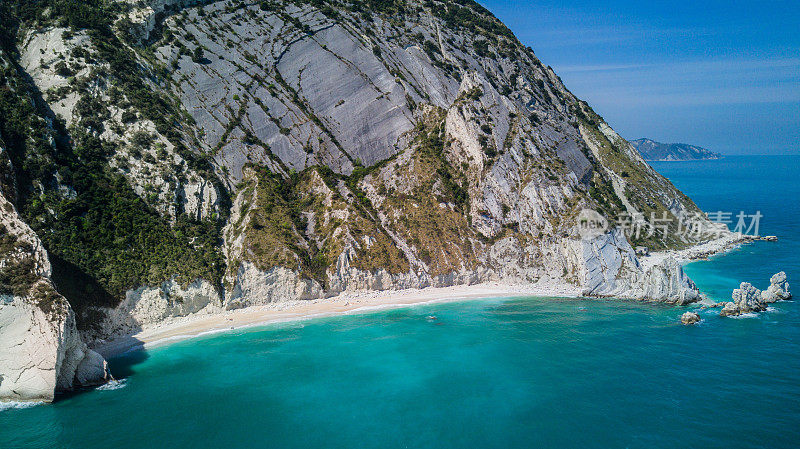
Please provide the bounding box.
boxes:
[478,0,800,154]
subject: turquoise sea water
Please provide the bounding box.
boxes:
[2,156,799,448]
[652,156,800,302]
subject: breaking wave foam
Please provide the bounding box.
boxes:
[96,379,127,391]
[731,312,759,319]
[0,401,44,413]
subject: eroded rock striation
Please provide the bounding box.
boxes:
[576,230,700,305]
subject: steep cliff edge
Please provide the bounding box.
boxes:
[1,143,110,402]
[1,0,715,397]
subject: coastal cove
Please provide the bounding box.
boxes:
[0,0,753,406]
[2,155,799,448]
[0,0,796,445]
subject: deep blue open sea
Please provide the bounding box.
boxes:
[2,156,799,448]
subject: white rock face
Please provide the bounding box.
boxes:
[91,278,222,339]
[126,0,206,41]
[0,297,59,401]
[569,230,700,304]
[177,178,220,222]
[1,189,109,402]
[226,263,324,309]
[19,26,221,222]
[578,229,639,296]
[721,282,766,317]
[762,271,791,303]
[326,245,490,295]
[19,27,90,124]
[628,258,700,305]
[0,288,109,403]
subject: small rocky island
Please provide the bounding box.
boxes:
[718,272,791,317]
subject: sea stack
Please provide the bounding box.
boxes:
[720,272,791,317]
[762,271,791,303]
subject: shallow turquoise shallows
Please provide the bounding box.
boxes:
[2,156,799,448]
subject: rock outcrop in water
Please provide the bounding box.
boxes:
[720,272,791,317]
[762,271,791,303]
[681,311,701,325]
[720,283,766,317]
[0,0,719,401]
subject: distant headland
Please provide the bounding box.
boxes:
[631,138,723,161]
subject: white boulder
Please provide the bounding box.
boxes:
[0,289,110,402]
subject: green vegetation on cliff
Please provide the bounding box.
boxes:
[0,1,225,320]
[237,165,409,286]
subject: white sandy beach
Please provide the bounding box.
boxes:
[94,280,582,357]
[95,233,759,358]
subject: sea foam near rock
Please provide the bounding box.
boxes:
[730,312,759,319]
[0,401,44,413]
[96,379,127,391]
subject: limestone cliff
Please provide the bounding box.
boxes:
[1,144,109,402]
[1,0,716,399]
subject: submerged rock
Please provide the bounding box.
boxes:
[681,311,701,325]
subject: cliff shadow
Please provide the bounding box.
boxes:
[50,253,120,314]
[105,341,150,379]
[53,336,149,403]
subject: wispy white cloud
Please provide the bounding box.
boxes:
[530,26,710,48]
[477,0,800,152]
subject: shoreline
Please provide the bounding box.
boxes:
[95,233,760,358]
[640,232,757,271]
[94,281,582,358]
